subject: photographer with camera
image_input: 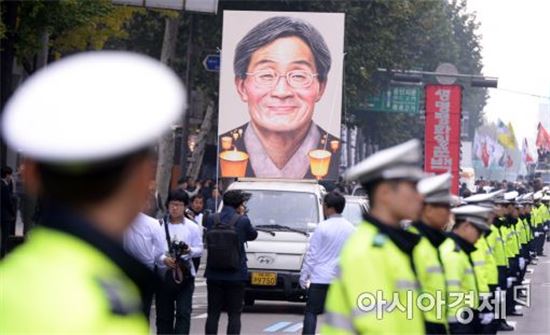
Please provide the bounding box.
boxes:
[156,190,203,335]
[204,190,258,335]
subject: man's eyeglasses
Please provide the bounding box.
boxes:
[245,69,318,89]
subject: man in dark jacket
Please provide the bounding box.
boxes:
[204,190,257,335]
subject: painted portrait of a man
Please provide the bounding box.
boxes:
[218,12,345,180]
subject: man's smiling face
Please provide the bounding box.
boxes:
[236,36,326,133]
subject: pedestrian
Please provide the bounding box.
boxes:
[322,139,426,334]
[0,51,186,333]
[155,190,203,335]
[186,194,206,271]
[184,178,201,198]
[123,211,165,318]
[1,166,17,258]
[201,179,214,201]
[411,173,452,334]
[186,194,205,225]
[176,177,188,191]
[441,205,492,334]
[299,191,355,335]
[206,187,222,213]
[204,190,258,335]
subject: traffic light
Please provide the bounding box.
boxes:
[470,77,498,88]
[391,72,423,83]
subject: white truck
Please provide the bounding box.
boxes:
[224,178,326,305]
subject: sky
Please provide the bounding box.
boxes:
[466,0,550,146]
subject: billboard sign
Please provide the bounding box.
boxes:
[366,85,421,114]
[424,84,462,194]
[217,11,345,180]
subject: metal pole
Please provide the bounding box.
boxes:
[377,67,497,80]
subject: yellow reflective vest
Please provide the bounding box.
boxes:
[487,224,507,267]
[0,225,150,333]
[472,235,498,290]
[515,218,527,246]
[322,216,425,335]
[409,222,449,333]
[439,233,479,324]
[501,217,519,258]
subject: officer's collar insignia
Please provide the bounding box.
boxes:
[373,233,387,247]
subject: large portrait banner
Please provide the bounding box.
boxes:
[217,10,345,180]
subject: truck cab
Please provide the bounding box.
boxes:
[225,178,326,305]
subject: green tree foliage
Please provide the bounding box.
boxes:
[9,0,486,150]
[11,0,139,74]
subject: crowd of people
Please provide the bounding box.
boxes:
[322,140,550,334]
[460,177,547,198]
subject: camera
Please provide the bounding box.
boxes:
[170,240,189,260]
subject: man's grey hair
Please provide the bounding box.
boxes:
[234,16,332,82]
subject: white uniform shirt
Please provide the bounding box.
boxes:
[123,212,165,270]
[157,217,203,275]
[300,214,356,284]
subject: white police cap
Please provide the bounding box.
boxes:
[533,191,543,201]
[504,191,519,202]
[344,139,424,184]
[451,205,492,231]
[450,195,466,207]
[417,173,452,204]
[2,51,186,163]
[521,192,533,202]
[543,195,550,202]
[463,189,503,208]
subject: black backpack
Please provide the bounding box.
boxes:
[206,213,241,271]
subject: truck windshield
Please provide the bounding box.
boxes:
[245,190,319,230]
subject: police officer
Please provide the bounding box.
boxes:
[0,52,186,333]
[411,173,453,334]
[540,193,550,246]
[323,139,425,334]
[463,191,513,332]
[500,192,525,317]
[441,205,492,334]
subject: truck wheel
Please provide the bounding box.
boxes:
[244,297,255,306]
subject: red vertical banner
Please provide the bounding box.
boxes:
[424,84,462,194]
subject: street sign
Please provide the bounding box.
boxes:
[202,54,220,72]
[366,85,421,114]
[435,63,458,85]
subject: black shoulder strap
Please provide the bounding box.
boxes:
[161,216,172,250]
[202,211,209,228]
[227,213,241,228]
[212,213,221,226]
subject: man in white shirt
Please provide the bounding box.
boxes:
[123,212,165,317]
[124,212,165,271]
[156,190,203,335]
[186,194,206,271]
[299,191,355,335]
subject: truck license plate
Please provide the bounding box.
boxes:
[251,272,277,286]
